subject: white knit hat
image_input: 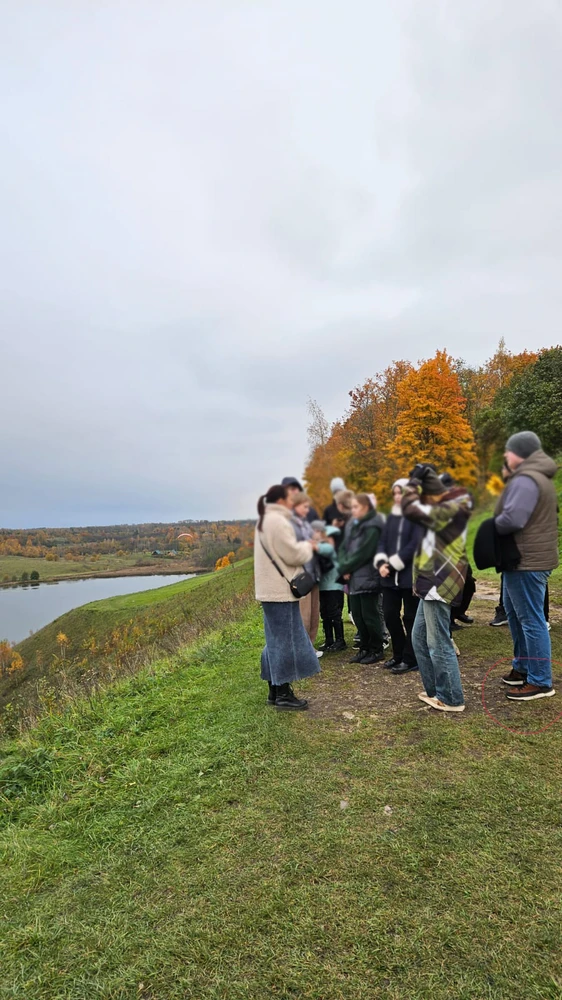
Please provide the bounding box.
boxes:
[330,477,346,493]
[392,478,409,491]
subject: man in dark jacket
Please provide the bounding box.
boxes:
[495,432,558,701]
[281,477,320,522]
[375,479,423,674]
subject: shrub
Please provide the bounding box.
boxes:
[30,570,40,581]
[20,572,29,582]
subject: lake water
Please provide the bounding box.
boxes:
[0,574,196,645]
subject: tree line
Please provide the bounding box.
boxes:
[304,342,562,511]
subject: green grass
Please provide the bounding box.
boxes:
[1,589,562,999]
[0,553,144,583]
[1,562,254,716]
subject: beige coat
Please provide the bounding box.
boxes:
[254,504,314,602]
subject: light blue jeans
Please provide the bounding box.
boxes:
[503,570,552,687]
[412,600,465,707]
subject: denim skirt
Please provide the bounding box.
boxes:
[260,601,321,686]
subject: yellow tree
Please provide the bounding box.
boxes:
[304,420,351,513]
[390,350,477,486]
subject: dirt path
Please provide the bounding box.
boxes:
[306,598,561,732]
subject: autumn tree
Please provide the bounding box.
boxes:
[499,347,562,456]
[390,350,477,485]
[456,339,537,480]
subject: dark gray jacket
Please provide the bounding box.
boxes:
[495,450,559,571]
[339,511,384,595]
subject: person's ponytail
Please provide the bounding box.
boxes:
[257,484,289,531]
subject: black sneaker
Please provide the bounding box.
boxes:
[267,683,277,705]
[326,640,347,652]
[450,620,463,632]
[383,637,391,650]
[360,651,385,665]
[349,649,368,663]
[384,657,401,670]
[353,632,361,648]
[274,684,308,710]
[392,662,419,675]
[490,606,508,626]
[456,613,474,624]
[501,669,527,687]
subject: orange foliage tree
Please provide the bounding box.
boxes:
[389,351,477,486]
[0,641,24,676]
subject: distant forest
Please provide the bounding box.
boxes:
[0,520,255,570]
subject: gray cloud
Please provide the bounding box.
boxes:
[1,0,560,526]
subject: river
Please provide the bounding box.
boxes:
[0,574,196,645]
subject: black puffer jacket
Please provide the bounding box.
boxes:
[339,510,384,594]
[374,513,423,589]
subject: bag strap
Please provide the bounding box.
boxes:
[258,535,292,586]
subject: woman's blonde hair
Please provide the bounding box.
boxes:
[291,491,312,507]
[334,489,354,512]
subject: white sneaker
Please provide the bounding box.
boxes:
[316,650,323,658]
[418,693,465,713]
[547,622,551,631]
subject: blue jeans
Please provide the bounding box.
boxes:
[412,600,465,707]
[503,571,552,687]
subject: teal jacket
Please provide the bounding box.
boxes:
[317,527,343,591]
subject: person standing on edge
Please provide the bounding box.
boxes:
[291,491,322,655]
[281,477,320,522]
[254,485,320,710]
[323,478,347,524]
[375,479,423,675]
[402,465,473,713]
[314,522,347,652]
[338,493,385,665]
[495,432,558,701]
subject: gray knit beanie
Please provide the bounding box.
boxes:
[330,477,346,493]
[505,431,541,459]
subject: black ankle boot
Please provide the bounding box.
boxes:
[322,622,335,648]
[267,683,277,705]
[333,620,346,648]
[275,683,308,711]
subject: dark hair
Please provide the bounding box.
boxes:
[257,485,289,531]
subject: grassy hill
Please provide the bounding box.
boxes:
[1,563,562,998]
[1,561,254,722]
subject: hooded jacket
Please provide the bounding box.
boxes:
[402,485,473,605]
[338,510,384,595]
[494,449,559,571]
[254,504,313,602]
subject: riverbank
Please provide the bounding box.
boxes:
[1,561,254,726]
[2,582,561,998]
[0,557,210,588]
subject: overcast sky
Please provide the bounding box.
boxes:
[1,1,561,528]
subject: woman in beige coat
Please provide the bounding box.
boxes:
[254,484,321,710]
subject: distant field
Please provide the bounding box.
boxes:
[0,553,144,582]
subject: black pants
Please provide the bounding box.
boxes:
[452,564,476,620]
[319,590,345,646]
[349,592,384,655]
[382,588,419,666]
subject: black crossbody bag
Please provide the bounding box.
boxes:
[259,537,318,599]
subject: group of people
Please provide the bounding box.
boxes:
[254,431,558,714]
